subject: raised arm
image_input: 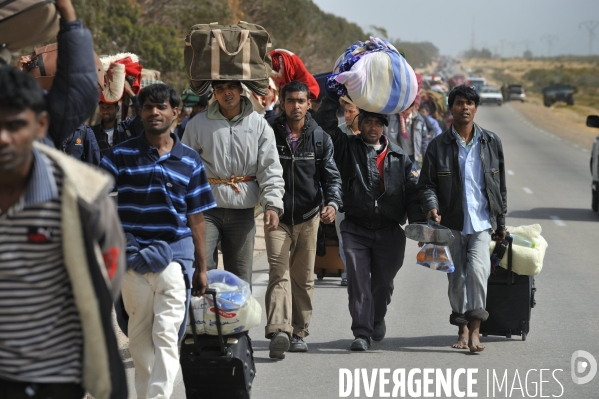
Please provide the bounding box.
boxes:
[45,0,99,147]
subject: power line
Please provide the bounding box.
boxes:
[541,35,559,57]
[579,20,599,55]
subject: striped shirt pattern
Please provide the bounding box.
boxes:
[0,149,83,383]
[100,133,216,245]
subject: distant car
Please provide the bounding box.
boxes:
[542,83,574,107]
[467,77,486,93]
[479,86,503,106]
[588,115,599,213]
[507,84,526,102]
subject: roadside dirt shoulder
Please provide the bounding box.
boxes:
[508,98,599,149]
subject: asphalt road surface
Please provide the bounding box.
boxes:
[125,103,599,398]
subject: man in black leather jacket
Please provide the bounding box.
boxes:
[418,85,507,353]
[265,81,342,359]
[316,95,425,351]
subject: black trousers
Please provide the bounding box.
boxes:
[0,379,84,399]
[340,219,406,338]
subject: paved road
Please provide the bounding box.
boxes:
[124,103,599,398]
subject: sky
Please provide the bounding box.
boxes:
[311,0,599,58]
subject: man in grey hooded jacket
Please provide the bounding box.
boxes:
[182,80,285,284]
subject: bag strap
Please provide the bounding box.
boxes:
[212,29,250,56]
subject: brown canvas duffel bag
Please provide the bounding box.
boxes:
[0,0,59,51]
[184,21,272,95]
[23,42,105,91]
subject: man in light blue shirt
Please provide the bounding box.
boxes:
[418,85,508,354]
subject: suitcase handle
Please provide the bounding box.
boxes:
[188,288,228,356]
[205,288,227,355]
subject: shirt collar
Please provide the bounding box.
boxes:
[451,123,481,146]
[23,146,58,206]
[136,132,184,159]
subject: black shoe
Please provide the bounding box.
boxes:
[269,332,290,359]
[372,320,386,342]
[340,277,348,286]
[288,334,308,352]
[350,336,371,351]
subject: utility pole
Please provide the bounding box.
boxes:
[541,35,558,57]
[579,20,599,55]
[508,41,519,58]
[470,15,476,51]
[499,39,507,58]
[521,40,533,58]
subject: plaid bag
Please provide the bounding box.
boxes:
[184,21,272,96]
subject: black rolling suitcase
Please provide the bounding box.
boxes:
[481,235,537,341]
[180,288,256,399]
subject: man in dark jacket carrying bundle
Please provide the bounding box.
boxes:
[265,81,342,359]
[417,85,507,353]
[316,95,425,351]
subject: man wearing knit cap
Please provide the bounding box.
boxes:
[316,96,425,351]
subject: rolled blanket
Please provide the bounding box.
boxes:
[99,53,143,103]
[326,37,418,114]
[489,224,548,276]
[270,49,320,100]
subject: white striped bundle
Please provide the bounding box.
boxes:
[332,38,418,114]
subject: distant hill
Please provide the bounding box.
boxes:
[72,0,437,90]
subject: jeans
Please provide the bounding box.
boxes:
[122,262,187,399]
[341,219,406,338]
[204,207,256,285]
[447,229,492,315]
[264,216,320,338]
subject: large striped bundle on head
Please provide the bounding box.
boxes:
[326,38,418,114]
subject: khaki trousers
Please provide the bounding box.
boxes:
[264,216,320,338]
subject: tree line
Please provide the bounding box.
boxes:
[71,0,439,90]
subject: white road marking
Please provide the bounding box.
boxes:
[508,170,514,176]
[550,216,566,227]
[523,187,533,194]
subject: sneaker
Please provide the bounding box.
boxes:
[350,336,371,351]
[288,334,308,352]
[340,277,348,286]
[269,332,290,359]
[372,320,386,342]
[405,220,454,244]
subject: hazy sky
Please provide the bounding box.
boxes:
[312,0,599,57]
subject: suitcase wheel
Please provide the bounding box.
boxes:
[482,333,488,337]
[506,332,512,339]
[522,332,527,341]
[317,268,325,280]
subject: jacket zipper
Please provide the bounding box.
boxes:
[283,126,301,225]
[479,139,494,210]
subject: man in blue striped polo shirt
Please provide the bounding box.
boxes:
[101,83,216,399]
